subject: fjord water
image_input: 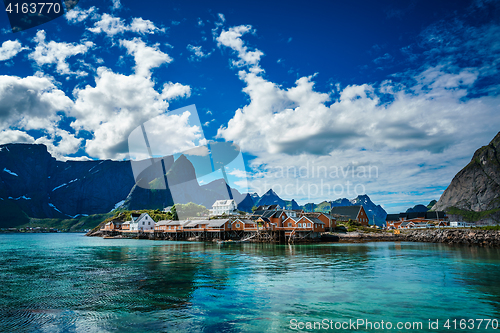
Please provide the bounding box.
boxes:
[0,234,499,332]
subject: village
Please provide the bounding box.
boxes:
[100,199,452,243]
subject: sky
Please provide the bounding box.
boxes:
[0,0,499,213]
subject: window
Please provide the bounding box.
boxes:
[142,221,145,225]
[148,222,150,225]
[288,223,292,227]
[307,223,311,228]
[298,223,302,228]
[235,224,240,228]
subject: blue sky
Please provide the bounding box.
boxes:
[0,0,499,212]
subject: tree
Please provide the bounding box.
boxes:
[171,205,179,221]
[251,206,258,212]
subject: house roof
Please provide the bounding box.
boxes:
[206,219,230,227]
[212,199,236,207]
[184,220,209,227]
[330,205,363,220]
[135,213,152,225]
[412,222,429,227]
[284,216,300,222]
[302,212,333,219]
[233,219,256,225]
[156,220,173,226]
[396,211,446,220]
[301,216,325,225]
[255,204,281,211]
[386,214,400,221]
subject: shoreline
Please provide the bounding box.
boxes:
[87,228,500,247]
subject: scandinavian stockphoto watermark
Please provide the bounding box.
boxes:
[250,162,379,200]
[127,104,248,220]
[126,104,380,210]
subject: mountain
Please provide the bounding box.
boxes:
[237,193,255,212]
[350,194,387,226]
[0,144,251,226]
[406,204,429,213]
[293,195,387,226]
[427,200,437,210]
[0,143,388,227]
[432,131,500,223]
[123,155,247,211]
[250,193,260,205]
[0,144,136,224]
[255,189,287,207]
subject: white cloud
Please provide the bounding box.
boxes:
[0,130,35,144]
[88,13,127,36]
[216,25,264,72]
[65,6,96,24]
[161,81,191,100]
[111,0,121,10]
[0,40,28,61]
[128,111,205,160]
[0,74,81,160]
[34,128,82,160]
[186,44,212,61]
[228,168,250,178]
[120,38,172,77]
[29,30,94,75]
[202,119,214,127]
[130,17,162,34]
[88,14,164,37]
[0,74,73,131]
[216,25,500,211]
[70,67,192,160]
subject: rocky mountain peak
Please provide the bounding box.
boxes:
[433,131,500,212]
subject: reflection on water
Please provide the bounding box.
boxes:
[0,234,499,332]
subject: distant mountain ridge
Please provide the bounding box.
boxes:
[299,194,387,226]
[0,143,387,227]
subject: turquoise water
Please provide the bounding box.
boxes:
[0,234,499,332]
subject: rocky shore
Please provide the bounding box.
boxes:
[402,229,500,247]
[333,231,403,243]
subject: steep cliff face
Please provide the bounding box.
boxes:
[433,132,500,212]
[0,144,136,218]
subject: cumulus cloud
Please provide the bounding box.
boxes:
[215,24,500,211]
[186,44,212,61]
[128,110,205,160]
[130,17,162,34]
[216,25,263,71]
[120,38,172,77]
[65,6,96,24]
[70,67,192,160]
[34,128,82,160]
[29,30,94,75]
[0,40,28,61]
[0,74,81,160]
[88,13,127,36]
[0,130,35,144]
[0,74,72,131]
[88,13,163,37]
[161,81,191,100]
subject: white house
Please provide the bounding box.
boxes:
[450,221,474,228]
[211,199,238,216]
[129,213,155,231]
